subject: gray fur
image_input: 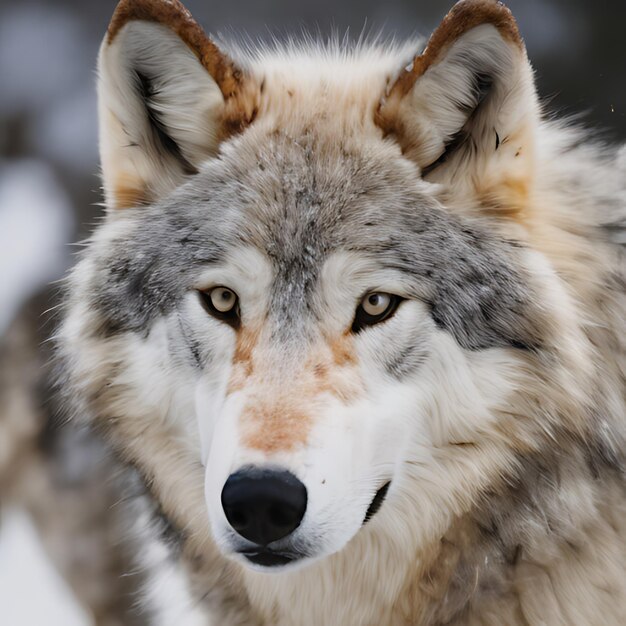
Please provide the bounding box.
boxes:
[90,129,542,354]
[426,439,626,625]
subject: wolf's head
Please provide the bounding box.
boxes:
[59,0,591,574]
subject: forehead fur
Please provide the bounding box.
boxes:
[230,38,419,128]
[87,117,544,353]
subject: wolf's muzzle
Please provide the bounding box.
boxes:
[221,467,307,548]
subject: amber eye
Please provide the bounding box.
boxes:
[209,287,237,312]
[199,286,240,328]
[352,292,402,332]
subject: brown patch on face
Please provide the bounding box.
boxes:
[226,363,248,396]
[226,326,260,395]
[106,0,259,143]
[376,0,524,136]
[240,395,312,454]
[239,361,361,453]
[232,326,259,371]
[309,339,363,405]
[313,362,328,379]
[330,332,358,367]
[232,331,363,453]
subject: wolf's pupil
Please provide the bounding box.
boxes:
[210,287,237,313]
[362,292,391,316]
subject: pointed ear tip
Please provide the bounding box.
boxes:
[386,0,524,97]
[444,0,523,48]
[102,0,247,102]
[106,0,196,45]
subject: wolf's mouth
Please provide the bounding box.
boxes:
[363,482,391,525]
[239,549,303,567]
[233,482,391,568]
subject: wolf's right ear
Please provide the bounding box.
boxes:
[98,0,256,210]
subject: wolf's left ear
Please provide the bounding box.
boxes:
[378,0,539,211]
[98,0,256,210]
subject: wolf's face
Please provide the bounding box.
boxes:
[60,0,585,573]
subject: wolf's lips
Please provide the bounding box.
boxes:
[239,549,303,567]
[363,482,391,525]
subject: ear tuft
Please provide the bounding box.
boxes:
[377,0,538,215]
[98,0,257,210]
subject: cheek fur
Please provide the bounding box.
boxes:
[356,301,434,383]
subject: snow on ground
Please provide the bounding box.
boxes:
[0,159,74,336]
[0,507,92,626]
[0,159,79,623]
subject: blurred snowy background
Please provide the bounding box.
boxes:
[0,0,624,624]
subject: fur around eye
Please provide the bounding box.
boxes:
[352,292,402,333]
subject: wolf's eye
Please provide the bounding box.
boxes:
[198,287,240,328]
[210,287,237,312]
[352,292,402,332]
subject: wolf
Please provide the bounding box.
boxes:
[55,0,626,623]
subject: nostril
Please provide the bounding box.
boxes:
[221,467,307,547]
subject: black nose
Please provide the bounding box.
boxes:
[221,467,307,546]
